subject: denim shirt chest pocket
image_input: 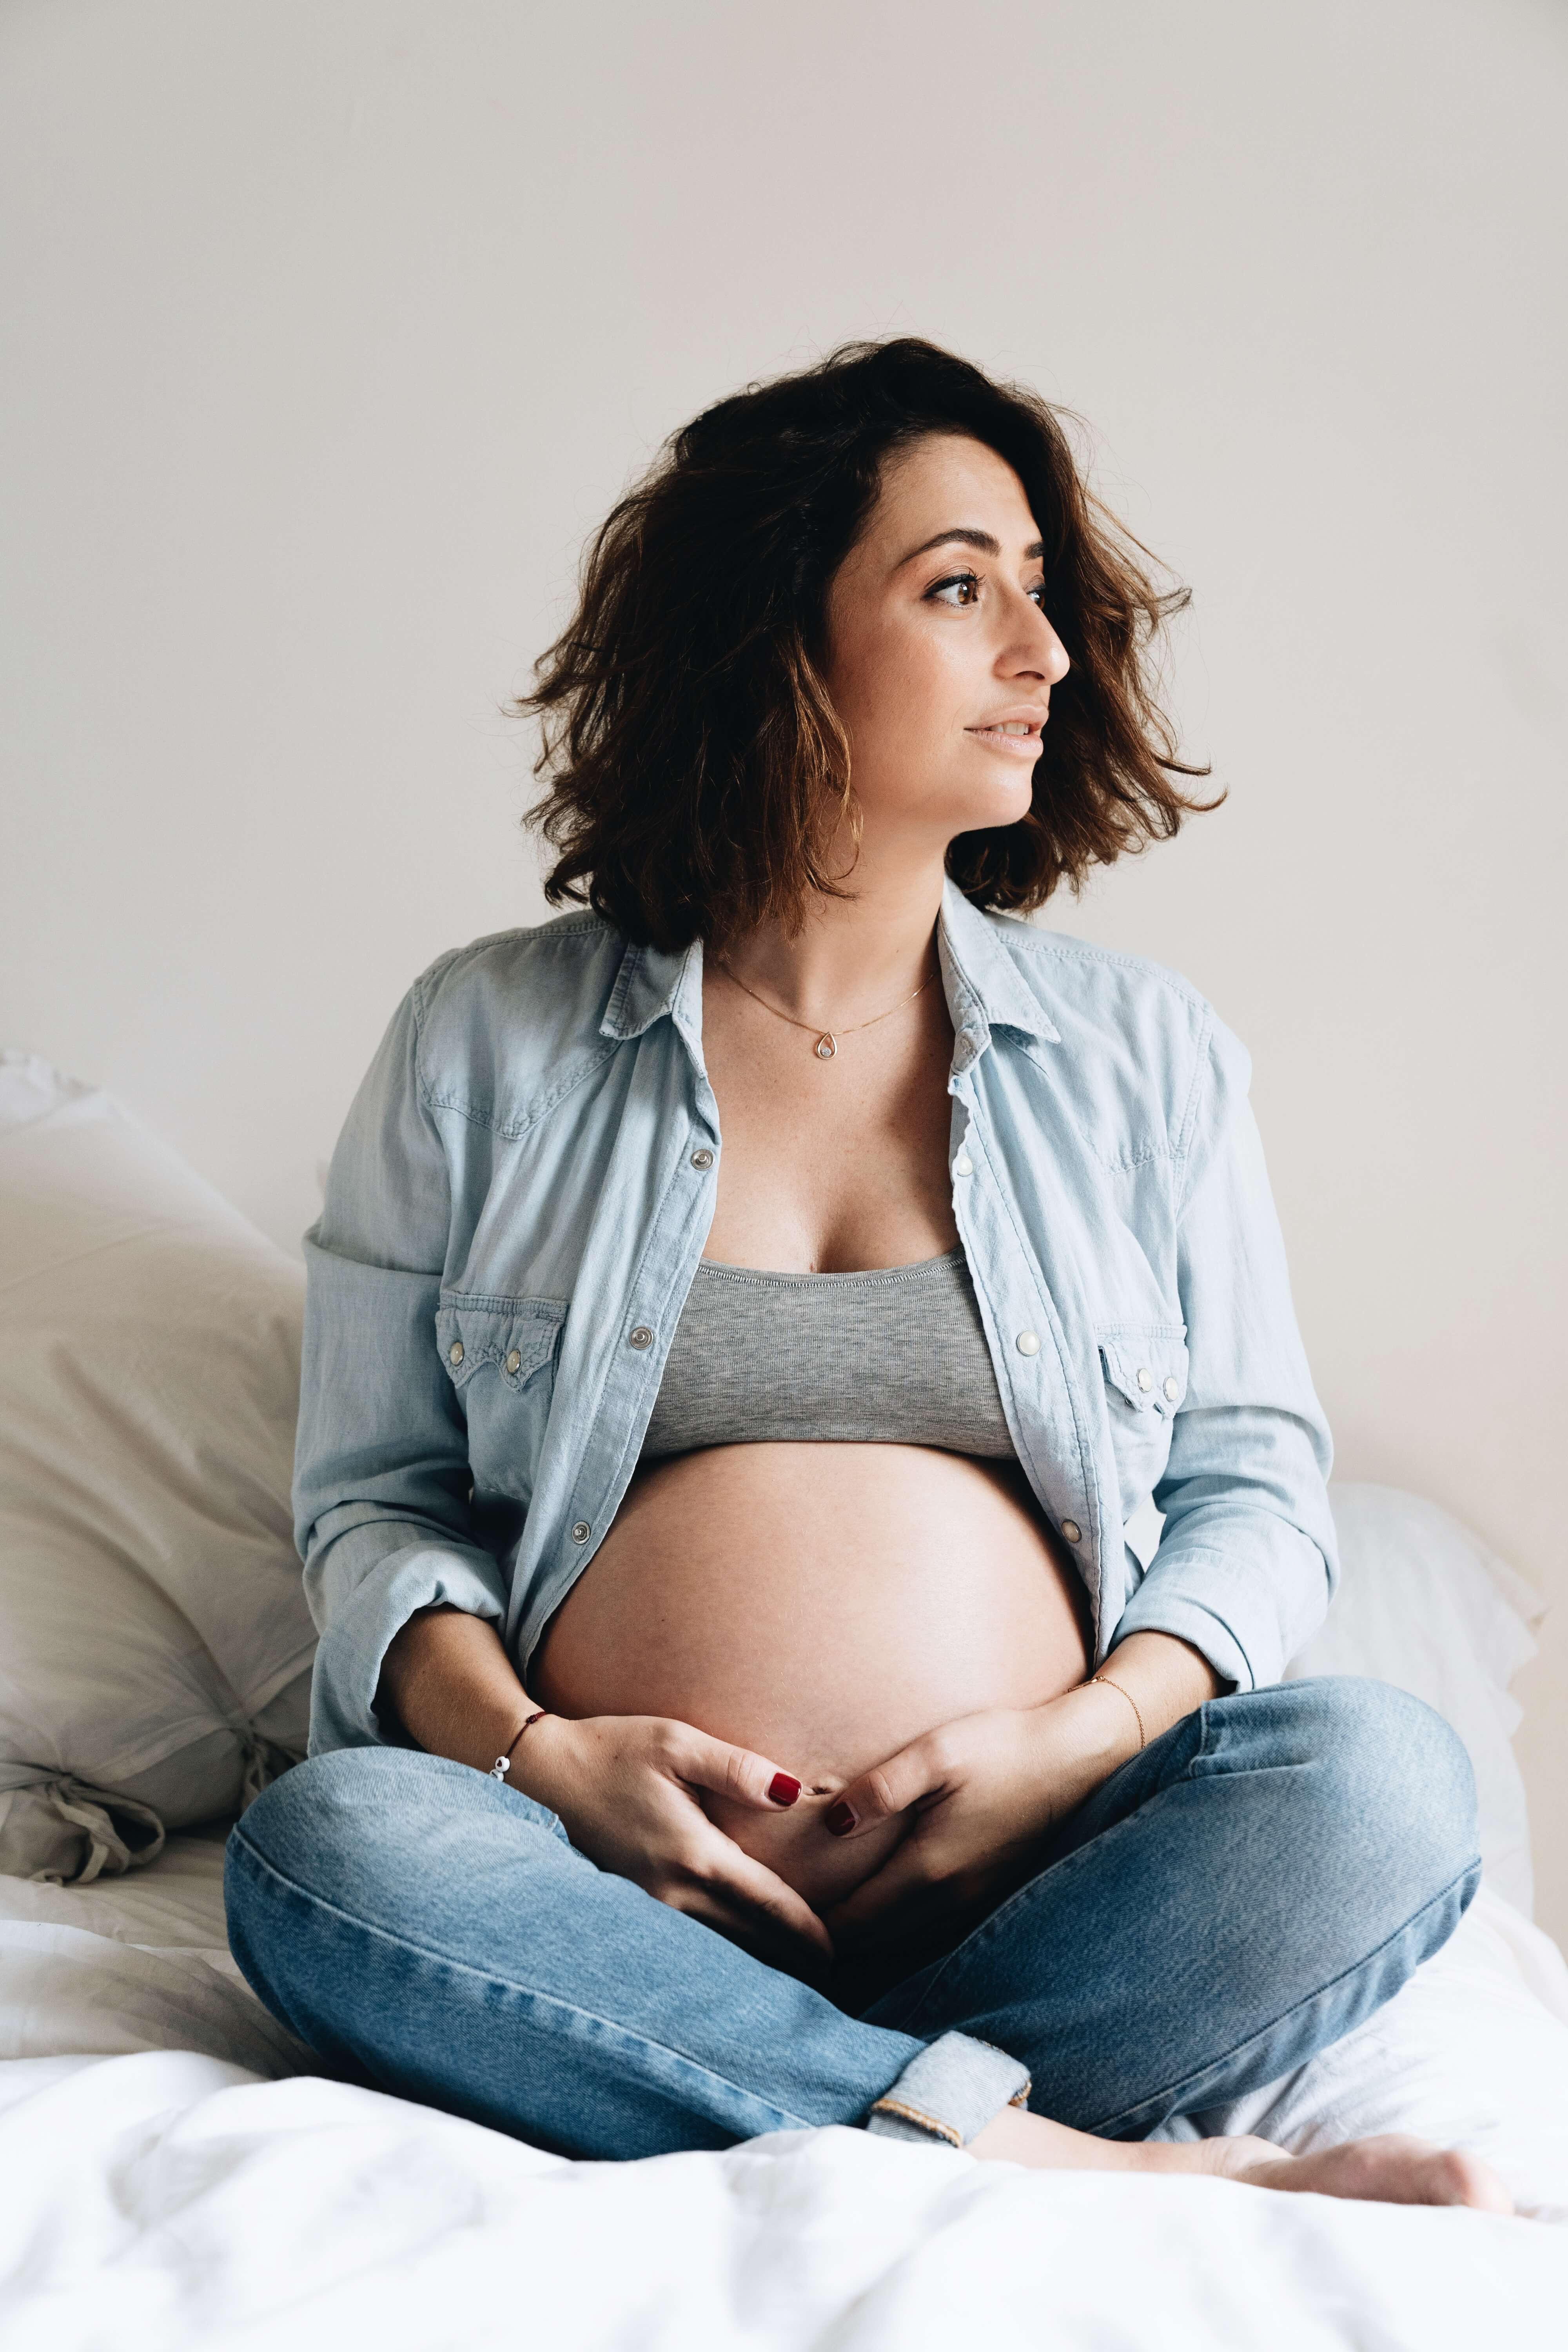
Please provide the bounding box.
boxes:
[436,1292,569,1507]
[1096,1325,1189,1517]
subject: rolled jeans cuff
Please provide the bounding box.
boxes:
[864,2031,1032,2149]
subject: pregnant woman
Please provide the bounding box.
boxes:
[227,338,1505,2208]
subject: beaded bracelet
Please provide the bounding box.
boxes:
[489,1710,550,1782]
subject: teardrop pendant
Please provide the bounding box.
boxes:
[814,1033,837,1060]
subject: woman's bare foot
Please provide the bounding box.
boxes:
[966,2107,1514,2214]
[1209,2131,1514,2213]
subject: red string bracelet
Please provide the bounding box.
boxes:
[488,1710,550,1782]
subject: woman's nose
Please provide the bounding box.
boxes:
[1002,604,1071,685]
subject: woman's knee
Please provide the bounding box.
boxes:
[237,1744,452,1875]
[1254,1676,1480,1907]
[226,1745,564,1942]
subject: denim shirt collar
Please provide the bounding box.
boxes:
[599,874,1061,1073]
[599,929,704,1052]
[934,877,1062,1072]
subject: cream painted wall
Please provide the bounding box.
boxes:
[4,1,1565,1929]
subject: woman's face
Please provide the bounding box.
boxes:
[821,432,1071,856]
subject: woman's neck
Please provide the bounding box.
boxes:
[716,845,947,1026]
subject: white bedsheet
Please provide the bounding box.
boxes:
[2,1836,1566,2347]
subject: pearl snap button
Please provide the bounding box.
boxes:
[447,1340,464,1366]
[1136,1367,1152,1392]
[571,1520,591,1543]
[1016,1330,1040,1356]
[1163,1375,1180,1401]
[629,1326,653,1350]
[954,1151,973,1177]
[1062,1519,1082,1544]
[690,1148,715,1170]
[505,1349,522,1375]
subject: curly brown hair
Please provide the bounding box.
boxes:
[517,338,1215,954]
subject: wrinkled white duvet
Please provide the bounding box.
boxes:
[2,1836,1567,2349]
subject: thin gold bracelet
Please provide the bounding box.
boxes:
[1089,1673,1146,1751]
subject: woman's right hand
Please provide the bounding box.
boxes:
[507,1712,835,1976]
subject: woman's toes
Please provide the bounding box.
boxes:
[1226,2132,1515,2214]
[1420,2147,1514,2214]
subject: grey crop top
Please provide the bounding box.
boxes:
[639,1244,1016,1463]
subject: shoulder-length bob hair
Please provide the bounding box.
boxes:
[518,337,1214,954]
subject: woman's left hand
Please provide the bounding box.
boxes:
[817,1686,1141,1949]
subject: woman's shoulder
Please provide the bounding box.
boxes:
[986,914,1237,1045]
[411,908,621,1008]
[982,913,1252,1139]
[398,910,631,1123]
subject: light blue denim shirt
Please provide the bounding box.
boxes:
[297,876,1337,1760]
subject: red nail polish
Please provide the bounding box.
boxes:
[768,1772,801,1806]
[826,1800,857,1837]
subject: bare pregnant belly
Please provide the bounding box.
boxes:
[529,1444,1091,1914]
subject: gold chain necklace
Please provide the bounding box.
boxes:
[714,954,937,1061]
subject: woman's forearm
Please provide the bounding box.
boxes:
[1022,1630,1226,1824]
[1093,1629,1225,1744]
[373,1609,1222,1843]
[375,1604,537,1775]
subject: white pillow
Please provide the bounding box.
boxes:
[1287,1483,1544,1914]
[0,1053,317,1884]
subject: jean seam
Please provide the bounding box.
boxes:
[869,2098,964,2147]
[1085,1852,1482,2137]
[228,1824,820,2135]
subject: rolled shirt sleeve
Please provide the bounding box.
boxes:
[294,963,508,1756]
[1108,1016,1338,1692]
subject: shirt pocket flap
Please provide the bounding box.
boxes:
[436,1294,568,1392]
[1098,1328,1189,1418]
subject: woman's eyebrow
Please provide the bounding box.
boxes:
[896,526,1047,568]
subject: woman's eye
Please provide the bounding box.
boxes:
[927,572,980,607]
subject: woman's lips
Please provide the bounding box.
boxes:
[965,721,1044,757]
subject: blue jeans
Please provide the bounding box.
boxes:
[224,1678,1480,2161]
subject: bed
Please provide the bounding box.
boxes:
[3,1052,1566,2347]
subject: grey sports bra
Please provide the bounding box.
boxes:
[639,1243,1016,1463]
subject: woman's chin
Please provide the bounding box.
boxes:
[950,763,1038,833]
[851,762,1035,843]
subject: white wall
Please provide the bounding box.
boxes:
[4,0,1565,1929]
